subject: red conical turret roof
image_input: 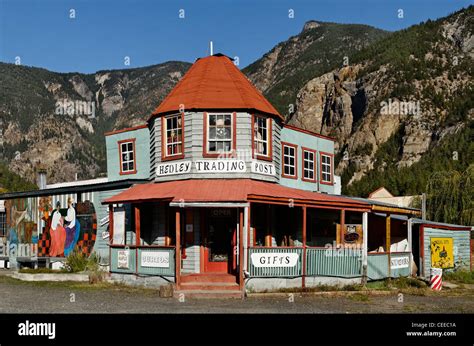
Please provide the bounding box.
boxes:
[149,54,283,121]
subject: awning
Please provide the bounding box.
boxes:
[103,179,370,210]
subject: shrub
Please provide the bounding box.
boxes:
[443,270,474,284]
[64,249,100,273]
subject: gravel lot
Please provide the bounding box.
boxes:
[0,273,473,314]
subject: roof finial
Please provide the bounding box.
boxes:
[209,41,213,56]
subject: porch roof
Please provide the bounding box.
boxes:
[102,179,370,209]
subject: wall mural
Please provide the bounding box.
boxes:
[0,196,97,258]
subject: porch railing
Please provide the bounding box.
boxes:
[306,247,362,278]
[248,247,303,277]
[110,245,175,277]
[367,252,410,280]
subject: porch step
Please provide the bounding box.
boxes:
[181,273,237,284]
[180,282,239,291]
[176,273,241,298]
[174,290,242,299]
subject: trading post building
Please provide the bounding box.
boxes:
[0,54,471,297]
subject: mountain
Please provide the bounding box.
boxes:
[0,61,191,186]
[287,6,473,196]
[243,21,389,115]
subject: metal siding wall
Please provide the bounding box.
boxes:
[423,228,471,278]
[306,248,362,277]
[273,120,281,178]
[153,111,279,183]
[367,254,389,280]
[106,128,151,182]
[149,123,157,179]
[280,127,335,193]
[94,188,129,261]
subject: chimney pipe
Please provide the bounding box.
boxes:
[36,166,47,190]
[210,41,213,56]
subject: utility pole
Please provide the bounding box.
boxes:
[422,193,426,220]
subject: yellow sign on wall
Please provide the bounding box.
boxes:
[430,237,454,269]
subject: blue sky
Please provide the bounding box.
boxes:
[0,0,471,73]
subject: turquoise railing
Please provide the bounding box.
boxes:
[306,247,362,277]
[248,247,303,277]
[110,245,175,277]
[367,252,410,280]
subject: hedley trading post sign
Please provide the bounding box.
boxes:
[156,160,275,176]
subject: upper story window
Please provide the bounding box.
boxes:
[162,114,184,160]
[320,152,333,184]
[253,115,272,160]
[302,148,316,182]
[119,139,136,175]
[203,113,236,157]
[282,142,297,179]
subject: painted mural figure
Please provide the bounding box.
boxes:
[49,201,66,257]
[63,197,80,256]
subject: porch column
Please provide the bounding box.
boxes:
[175,209,181,288]
[302,206,307,288]
[239,208,244,293]
[339,209,345,245]
[244,205,250,273]
[407,217,413,277]
[361,212,368,285]
[108,205,114,243]
[134,205,141,246]
[386,214,391,278]
[108,205,114,267]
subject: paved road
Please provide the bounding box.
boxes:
[0,275,473,314]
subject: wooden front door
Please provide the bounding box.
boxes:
[202,208,236,273]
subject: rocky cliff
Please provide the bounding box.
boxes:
[0,61,191,184]
[287,6,473,191]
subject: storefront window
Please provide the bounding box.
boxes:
[251,204,303,247]
[306,208,339,247]
[273,205,303,247]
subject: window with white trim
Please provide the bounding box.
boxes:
[164,114,183,157]
[207,113,232,153]
[321,154,332,183]
[120,141,135,173]
[283,145,296,177]
[303,150,315,181]
[254,116,269,157]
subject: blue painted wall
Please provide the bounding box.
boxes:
[106,127,151,181]
[422,227,471,278]
[279,127,335,193]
